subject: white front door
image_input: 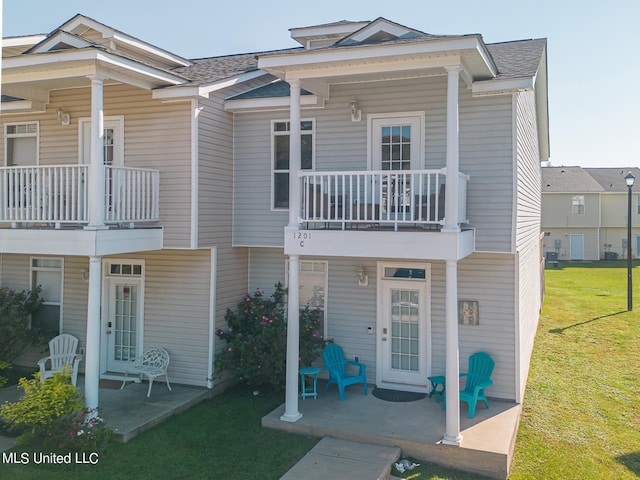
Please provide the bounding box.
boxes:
[570,234,584,260]
[102,261,144,373]
[378,264,430,392]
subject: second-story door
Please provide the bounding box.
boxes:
[79,117,124,218]
[370,114,424,218]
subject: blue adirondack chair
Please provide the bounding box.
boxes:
[443,351,494,418]
[322,343,368,401]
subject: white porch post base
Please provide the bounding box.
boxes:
[84,255,102,412]
[443,259,462,444]
[281,254,302,423]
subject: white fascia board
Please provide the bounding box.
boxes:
[110,32,192,67]
[94,52,186,85]
[153,69,268,100]
[3,35,47,48]
[3,49,186,86]
[290,22,369,43]
[259,36,490,74]
[29,31,95,53]
[0,100,47,113]
[224,94,318,112]
[283,54,463,81]
[472,77,534,96]
[60,15,191,67]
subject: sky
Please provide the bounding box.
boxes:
[2,0,639,168]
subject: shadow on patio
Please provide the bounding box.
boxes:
[263,382,521,480]
[0,375,212,444]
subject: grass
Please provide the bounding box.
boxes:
[392,261,640,479]
[2,261,639,479]
[509,261,640,479]
[0,386,318,479]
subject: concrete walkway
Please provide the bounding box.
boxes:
[281,437,401,480]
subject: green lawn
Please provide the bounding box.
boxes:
[0,386,318,479]
[2,262,639,479]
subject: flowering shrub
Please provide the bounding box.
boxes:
[0,370,113,453]
[47,408,113,453]
[0,286,45,364]
[215,283,326,390]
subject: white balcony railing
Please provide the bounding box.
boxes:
[299,169,468,229]
[0,165,159,227]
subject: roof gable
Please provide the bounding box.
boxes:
[336,17,429,46]
[25,30,99,54]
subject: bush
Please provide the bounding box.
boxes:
[215,283,327,390]
[0,287,45,364]
[0,360,9,388]
[0,370,113,453]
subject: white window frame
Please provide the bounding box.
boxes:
[29,256,64,333]
[271,119,315,211]
[572,195,585,215]
[4,121,39,166]
[285,259,328,339]
[367,112,425,171]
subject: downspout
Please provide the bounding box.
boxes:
[207,247,217,389]
[190,99,200,249]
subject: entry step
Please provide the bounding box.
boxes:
[280,437,401,480]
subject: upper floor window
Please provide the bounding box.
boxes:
[572,195,585,215]
[5,122,38,166]
[637,196,640,215]
[272,120,314,209]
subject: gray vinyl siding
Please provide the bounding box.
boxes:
[233,76,515,252]
[0,85,193,248]
[457,253,516,400]
[514,90,543,402]
[248,248,517,399]
[1,250,214,387]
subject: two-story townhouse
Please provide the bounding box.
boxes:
[228,18,548,445]
[0,14,268,410]
[542,166,640,261]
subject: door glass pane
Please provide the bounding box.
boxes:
[113,284,137,362]
[389,287,420,372]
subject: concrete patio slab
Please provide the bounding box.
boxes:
[0,375,213,446]
[264,383,521,479]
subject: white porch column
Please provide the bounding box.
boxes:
[281,254,302,422]
[84,256,102,412]
[442,259,462,445]
[86,75,106,230]
[443,65,461,233]
[288,78,302,228]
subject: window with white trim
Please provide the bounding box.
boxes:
[572,195,585,215]
[286,260,327,338]
[30,257,63,335]
[5,122,38,166]
[272,120,314,209]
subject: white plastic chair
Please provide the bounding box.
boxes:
[37,334,83,386]
[121,347,172,397]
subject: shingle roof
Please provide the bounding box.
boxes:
[486,38,546,79]
[584,168,640,192]
[229,81,313,100]
[172,49,301,85]
[542,166,640,193]
[542,167,605,193]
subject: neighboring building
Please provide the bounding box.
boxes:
[1,15,549,447]
[542,166,640,261]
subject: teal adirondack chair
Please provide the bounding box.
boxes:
[322,343,368,401]
[443,351,494,418]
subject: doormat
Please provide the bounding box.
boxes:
[99,379,127,389]
[372,388,426,402]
